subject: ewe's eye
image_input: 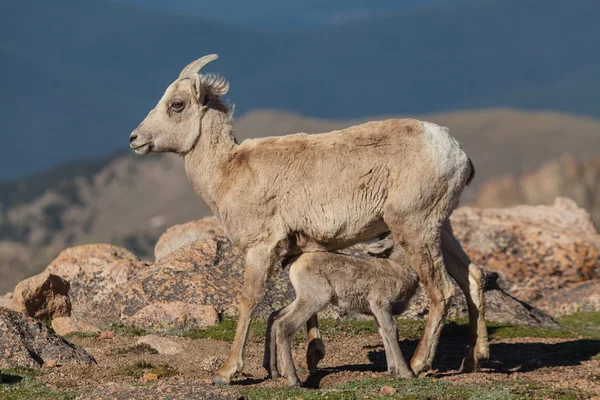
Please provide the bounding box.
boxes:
[170,100,185,112]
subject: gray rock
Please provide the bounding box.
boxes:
[137,335,184,355]
[0,307,96,368]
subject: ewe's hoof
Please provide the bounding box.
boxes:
[458,357,480,373]
[410,361,430,376]
[211,374,230,386]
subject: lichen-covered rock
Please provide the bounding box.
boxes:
[450,198,599,288]
[90,236,295,327]
[12,272,71,319]
[532,279,600,316]
[51,316,100,336]
[87,234,555,329]
[154,216,224,261]
[123,301,219,331]
[0,307,96,368]
[45,244,146,320]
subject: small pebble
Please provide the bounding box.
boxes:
[379,385,397,395]
[142,373,158,381]
[99,329,114,340]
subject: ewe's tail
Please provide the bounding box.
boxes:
[466,158,476,186]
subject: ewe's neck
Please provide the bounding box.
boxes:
[184,109,237,216]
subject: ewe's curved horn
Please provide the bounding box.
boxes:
[178,54,219,78]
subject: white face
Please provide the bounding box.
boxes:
[129,77,204,155]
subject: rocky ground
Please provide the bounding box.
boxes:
[1,314,599,399]
[1,198,600,399]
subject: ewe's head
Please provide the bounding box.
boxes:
[129,54,229,155]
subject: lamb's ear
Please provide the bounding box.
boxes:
[366,237,395,257]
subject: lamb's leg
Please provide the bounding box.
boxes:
[267,302,299,379]
[277,299,321,387]
[390,220,455,376]
[371,307,414,378]
[441,222,489,371]
[374,316,396,374]
[300,314,326,373]
[263,307,291,378]
[213,244,279,385]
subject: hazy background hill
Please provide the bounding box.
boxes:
[1,0,600,180]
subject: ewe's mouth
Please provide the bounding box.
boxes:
[132,143,151,155]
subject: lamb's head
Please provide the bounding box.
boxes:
[129,54,229,155]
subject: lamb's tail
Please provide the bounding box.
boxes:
[466,157,476,186]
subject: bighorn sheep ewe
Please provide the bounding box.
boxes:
[129,54,489,384]
[264,240,418,386]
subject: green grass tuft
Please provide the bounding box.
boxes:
[64,331,100,339]
[115,360,178,379]
[179,317,268,342]
[557,312,600,339]
[106,322,148,336]
[114,343,159,355]
[1,368,81,400]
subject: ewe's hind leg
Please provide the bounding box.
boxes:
[388,216,455,375]
[371,307,414,378]
[441,222,489,370]
[300,314,326,373]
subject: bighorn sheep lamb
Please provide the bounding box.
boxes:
[129,54,489,384]
[264,240,419,386]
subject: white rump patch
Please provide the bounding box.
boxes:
[420,121,466,176]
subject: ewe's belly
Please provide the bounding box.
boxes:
[289,216,389,253]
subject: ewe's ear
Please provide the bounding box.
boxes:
[191,75,209,105]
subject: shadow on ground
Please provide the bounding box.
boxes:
[303,333,600,388]
[0,373,24,384]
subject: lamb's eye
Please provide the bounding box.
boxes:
[171,101,185,111]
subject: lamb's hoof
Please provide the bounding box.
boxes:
[400,371,416,379]
[391,369,415,379]
[211,374,230,386]
[288,379,302,387]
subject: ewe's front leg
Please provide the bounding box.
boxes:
[212,245,278,385]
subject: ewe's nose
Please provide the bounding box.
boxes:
[129,133,138,143]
